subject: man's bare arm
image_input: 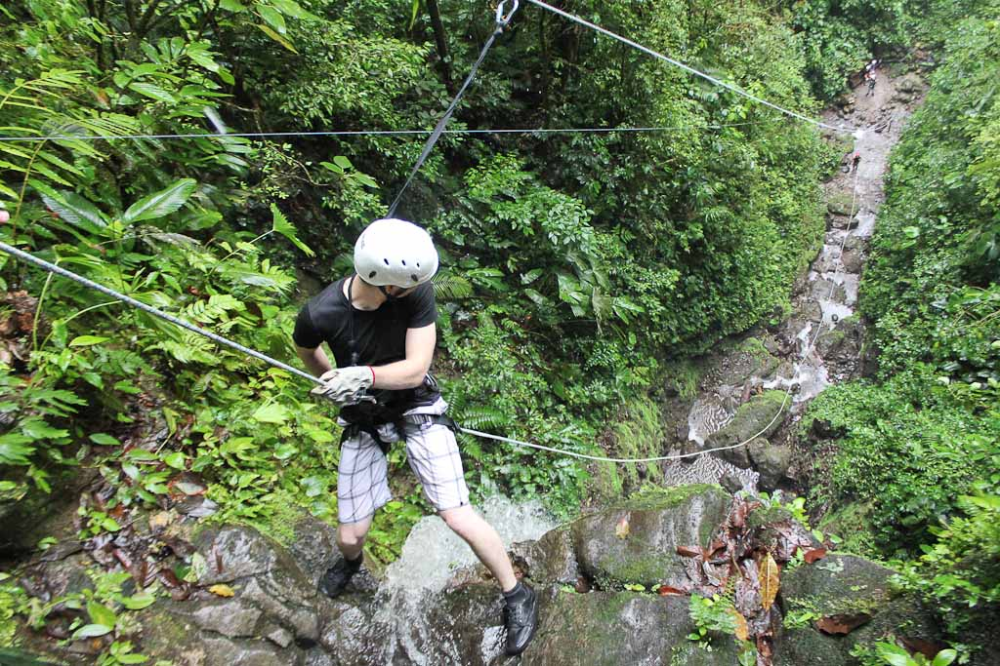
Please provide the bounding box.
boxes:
[296,345,334,377]
[368,324,436,390]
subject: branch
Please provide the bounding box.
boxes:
[136,0,166,37]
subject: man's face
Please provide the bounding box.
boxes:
[382,285,417,299]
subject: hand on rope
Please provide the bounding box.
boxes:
[310,366,376,405]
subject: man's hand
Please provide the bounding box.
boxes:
[0,210,9,224]
[310,366,375,404]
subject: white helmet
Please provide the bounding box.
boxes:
[354,218,439,287]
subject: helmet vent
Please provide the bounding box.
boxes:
[416,263,420,268]
[383,258,389,265]
[401,260,407,266]
[368,271,377,279]
[411,274,419,282]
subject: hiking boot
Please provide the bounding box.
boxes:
[319,554,362,599]
[503,582,539,656]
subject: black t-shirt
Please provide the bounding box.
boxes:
[293,277,440,421]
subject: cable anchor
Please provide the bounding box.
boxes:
[496,0,519,27]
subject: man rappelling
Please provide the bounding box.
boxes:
[293,218,539,656]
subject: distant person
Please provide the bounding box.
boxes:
[865,71,877,97]
[851,151,862,173]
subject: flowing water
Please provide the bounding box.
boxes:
[666,75,916,493]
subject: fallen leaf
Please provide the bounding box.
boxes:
[815,613,872,635]
[804,548,828,564]
[899,637,945,660]
[658,585,687,596]
[676,545,702,558]
[730,609,749,641]
[208,584,235,598]
[615,515,630,540]
[759,553,780,612]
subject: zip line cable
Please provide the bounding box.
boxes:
[523,0,856,136]
[0,240,793,464]
[385,0,519,217]
[0,119,787,144]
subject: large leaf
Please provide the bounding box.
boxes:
[256,24,298,53]
[270,204,314,256]
[35,186,108,233]
[270,0,320,20]
[122,179,197,224]
[759,553,780,612]
[258,5,287,34]
[86,601,117,629]
[128,81,177,104]
[252,402,289,424]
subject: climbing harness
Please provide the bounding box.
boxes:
[386,0,520,218]
[0,240,792,464]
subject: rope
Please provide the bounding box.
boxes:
[523,0,855,136]
[386,0,520,218]
[0,239,792,465]
[0,120,785,144]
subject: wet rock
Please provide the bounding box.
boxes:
[748,439,792,490]
[841,248,864,273]
[526,589,741,665]
[706,391,786,468]
[720,472,745,495]
[774,627,852,666]
[317,598,384,664]
[191,599,262,637]
[826,193,855,216]
[782,554,894,616]
[287,514,341,587]
[264,625,293,648]
[896,73,923,94]
[511,526,580,585]
[199,635,287,666]
[571,485,730,588]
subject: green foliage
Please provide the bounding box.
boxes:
[872,642,957,666]
[801,1,1000,653]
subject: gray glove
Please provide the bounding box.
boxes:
[311,366,375,405]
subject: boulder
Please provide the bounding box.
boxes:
[571,485,731,588]
[707,391,786,468]
[511,526,581,585]
[748,439,792,490]
[525,589,741,665]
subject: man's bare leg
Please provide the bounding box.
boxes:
[439,505,517,591]
[337,516,372,560]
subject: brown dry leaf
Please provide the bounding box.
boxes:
[900,636,945,659]
[759,553,780,612]
[815,613,872,635]
[730,609,749,641]
[615,515,630,540]
[657,585,687,597]
[208,584,235,598]
[676,545,702,558]
[803,548,828,564]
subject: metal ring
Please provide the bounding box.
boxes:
[496,0,519,26]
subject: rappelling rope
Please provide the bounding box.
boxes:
[386,0,520,218]
[0,120,785,143]
[523,0,856,136]
[0,240,793,464]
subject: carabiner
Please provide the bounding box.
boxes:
[495,0,520,27]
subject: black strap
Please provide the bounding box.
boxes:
[340,413,460,455]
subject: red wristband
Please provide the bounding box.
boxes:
[368,366,375,384]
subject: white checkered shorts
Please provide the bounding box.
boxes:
[336,399,470,524]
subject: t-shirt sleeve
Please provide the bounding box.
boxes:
[408,283,438,329]
[292,303,324,349]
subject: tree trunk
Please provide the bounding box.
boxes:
[425,0,454,94]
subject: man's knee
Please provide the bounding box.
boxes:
[338,522,370,548]
[440,505,477,536]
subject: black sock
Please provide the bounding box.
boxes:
[503,581,529,603]
[344,552,363,569]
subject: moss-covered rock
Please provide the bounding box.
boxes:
[572,485,730,588]
[525,590,700,665]
[708,391,787,468]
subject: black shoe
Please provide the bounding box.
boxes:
[319,555,361,599]
[503,582,539,656]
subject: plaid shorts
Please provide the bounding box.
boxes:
[337,399,470,524]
